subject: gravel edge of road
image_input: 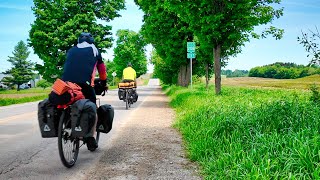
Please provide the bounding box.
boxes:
[83,85,202,180]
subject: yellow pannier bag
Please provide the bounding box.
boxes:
[118,82,135,88]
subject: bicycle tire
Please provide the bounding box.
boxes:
[95,131,100,145]
[58,111,79,168]
[125,90,129,110]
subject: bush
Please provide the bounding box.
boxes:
[249,62,320,79]
[36,79,52,89]
[310,84,320,104]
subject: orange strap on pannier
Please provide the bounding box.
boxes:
[52,78,70,95]
[51,79,85,106]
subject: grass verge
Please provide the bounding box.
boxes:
[165,84,320,179]
[0,94,49,106]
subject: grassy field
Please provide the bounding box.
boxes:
[221,74,320,90]
[0,88,51,106]
[166,75,320,179]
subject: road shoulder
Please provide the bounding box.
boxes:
[85,85,201,179]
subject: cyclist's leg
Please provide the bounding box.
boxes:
[77,83,98,150]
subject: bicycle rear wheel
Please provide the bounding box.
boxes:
[58,111,79,168]
[95,131,100,145]
[125,90,129,110]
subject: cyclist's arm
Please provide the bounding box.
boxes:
[96,53,107,81]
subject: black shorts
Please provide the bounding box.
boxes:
[77,83,96,104]
[122,79,134,83]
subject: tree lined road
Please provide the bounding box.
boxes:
[0,79,200,180]
[0,80,167,179]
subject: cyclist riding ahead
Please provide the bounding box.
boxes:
[61,32,107,151]
[122,62,136,85]
[118,62,138,102]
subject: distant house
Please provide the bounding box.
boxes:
[0,73,42,89]
[0,73,9,89]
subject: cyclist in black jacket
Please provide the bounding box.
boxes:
[62,32,107,151]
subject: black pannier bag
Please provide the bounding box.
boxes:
[118,89,125,100]
[38,99,61,138]
[70,99,97,137]
[132,89,138,102]
[97,104,114,134]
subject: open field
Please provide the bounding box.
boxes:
[221,74,320,90]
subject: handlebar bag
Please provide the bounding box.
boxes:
[37,99,61,138]
[97,104,114,134]
[70,99,97,138]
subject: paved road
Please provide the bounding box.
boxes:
[0,79,160,180]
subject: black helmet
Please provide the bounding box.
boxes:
[127,62,132,67]
[78,32,94,44]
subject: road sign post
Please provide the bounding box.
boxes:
[187,42,196,88]
[112,72,117,86]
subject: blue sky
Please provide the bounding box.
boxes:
[0,0,319,73]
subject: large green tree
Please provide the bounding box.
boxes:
[113,29,147,79]
[165,0,284,94]
[2,41,35,91]
[135,0,196,86]
[29,0,125,82]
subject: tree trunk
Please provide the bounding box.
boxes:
[205,62,209,89]
[177,64,191,87]
[17,83,21,91]
[214,45,221,95]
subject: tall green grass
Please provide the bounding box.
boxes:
[165,85,320,179]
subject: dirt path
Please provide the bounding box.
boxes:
[85,82,201,179]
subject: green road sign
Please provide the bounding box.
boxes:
[187,47,195,52]
[187,42,195,52]
[187,52,196,58]
[187,42,195,48]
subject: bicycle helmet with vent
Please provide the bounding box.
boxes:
[78,32,94,44]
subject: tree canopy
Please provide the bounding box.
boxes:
[113,29,147,79]
[135,0,284,93]
[298,27,320,65]
[2,41,35,91]
[164,0,284,94]
[29,0,125,82]
[135,0,201,86]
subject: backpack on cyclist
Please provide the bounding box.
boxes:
[37,99,61,138]
[97,104,114,134]
[70,99,97,137]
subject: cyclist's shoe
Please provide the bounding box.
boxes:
[85,137,98,151]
